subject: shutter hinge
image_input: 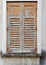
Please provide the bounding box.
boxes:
[7,26,9,31]
[7,7,8,11]
[36,8,37,10]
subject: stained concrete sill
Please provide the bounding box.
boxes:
[1,53,41,58]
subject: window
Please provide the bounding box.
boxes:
[7,1,37,53]
[3,0,41,54]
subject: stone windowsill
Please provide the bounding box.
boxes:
[1,52,41,58]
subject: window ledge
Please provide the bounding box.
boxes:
[1,52,41,58]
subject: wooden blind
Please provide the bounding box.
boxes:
[24,19,35,51]
[9,18,21,52]
[7,2,37,53]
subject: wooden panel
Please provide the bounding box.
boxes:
[7,2,22,52]
[24,2,36,17]
[7,2,21,17]
[23,2,37,52]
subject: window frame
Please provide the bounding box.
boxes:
[2,0,41,54]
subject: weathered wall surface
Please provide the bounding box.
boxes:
[41,0,46,51]
[0,0,3,51]
[0,56,40,65]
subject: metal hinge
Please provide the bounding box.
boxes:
[36,8,37,10]
[7,7,8,11]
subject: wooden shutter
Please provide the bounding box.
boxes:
[7,2,37,53]
[7,2,22,52]
[23,2,37,52]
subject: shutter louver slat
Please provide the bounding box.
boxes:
[24,19,35,51]
[9,18,21,51]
